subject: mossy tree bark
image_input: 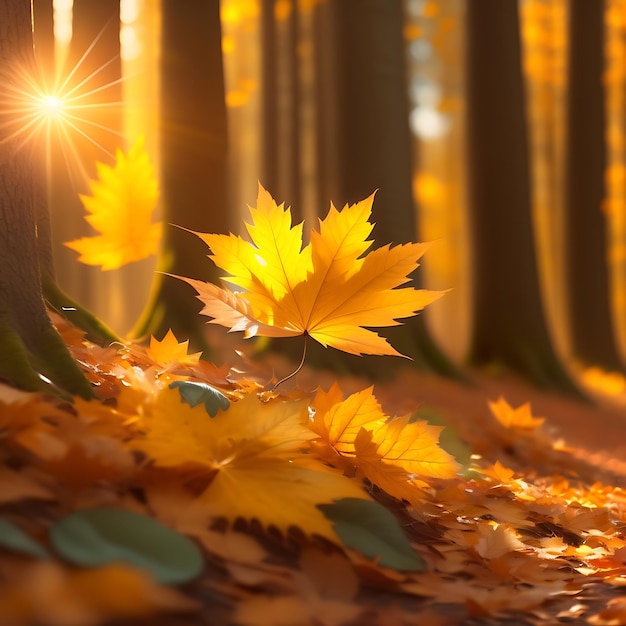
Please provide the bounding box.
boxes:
[465,0,581,396]
[131,0,229,352]
[564,0,623,371]
[0,0,93,398]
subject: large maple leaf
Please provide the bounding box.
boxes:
[179,185,443,357]
[65,136,162,270]
[132,388,370,541]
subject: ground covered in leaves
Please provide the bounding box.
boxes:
[3,318,626,626]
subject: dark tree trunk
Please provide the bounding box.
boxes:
[564,0,622,371]
[260,0,279,197]
[305,0,460,378]
[0,0,92,398]
[131,0,229,350]
[260,0,301,217]
[465,0,580,395]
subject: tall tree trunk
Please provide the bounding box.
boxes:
[260,0,301,217]
[306,0,460,378]
[564,0,622,371]
[0,0,92,398]
[465,0,580,395]
[131,0,229,351]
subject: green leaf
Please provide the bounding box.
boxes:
[50,508,204,584]
[0,518,49,558]
[169,380,230,417]
[318,498,425,572]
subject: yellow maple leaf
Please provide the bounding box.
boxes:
[146,329,202,366]
[488,397,545,430]
[312,385,459,501]
[179,184,443,357]
[133,388,370,540]
[65,136,162,270]
[357,414,460,479]
[309,383,387,455]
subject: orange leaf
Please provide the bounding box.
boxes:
[474,522,526,559]
[310,383,387,454]
[312,385,458,500]
[488,397,545,430]
[0,562,197,625]
[180,184,443,357]
[146,329,202,366]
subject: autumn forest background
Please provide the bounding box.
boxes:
[4,0,626,624]
[24,0,626,395]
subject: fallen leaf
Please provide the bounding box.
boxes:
[312,385,458,500]
[0,561,197,626]
[50,508,204,584]
[134,388,371,541]
[169,380,230,417]
[146,329,202,366]
[488,397,545,430]
[318,498,425,571]
[474,522,526,559]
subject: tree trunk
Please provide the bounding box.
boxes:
[465,0,580,396]
[304,0,460,378]
[259,0,301,217]
[0,0,92,398]
[131,0,229,351]
[564,0,622,371]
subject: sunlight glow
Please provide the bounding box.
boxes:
[53,0,73,46]
[39,94,65,119]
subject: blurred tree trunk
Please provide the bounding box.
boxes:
[302,0,460,378]
[564,0,623,371]
[131,0,229,351]
[0,0,93,398]
[260,0,301,216]
[465,0,580,395]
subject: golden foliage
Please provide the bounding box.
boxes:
[65,137,162,270]
[180,185,442,357]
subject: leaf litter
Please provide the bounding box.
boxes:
[3,190,626,625]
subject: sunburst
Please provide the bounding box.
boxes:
[0,23,126,184]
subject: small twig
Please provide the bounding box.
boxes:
[272,335,308,391]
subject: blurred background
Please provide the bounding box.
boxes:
[28,0,626,391]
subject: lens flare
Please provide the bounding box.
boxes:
[0,21,125,188]
[39,94,65,118]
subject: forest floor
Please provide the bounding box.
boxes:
[3,321,626,626]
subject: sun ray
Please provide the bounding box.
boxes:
[0,56,125,165]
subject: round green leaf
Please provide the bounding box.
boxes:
[169,380,230,417]
[50,508,204,584]
[318,498,425,572]
[0,518,49,558]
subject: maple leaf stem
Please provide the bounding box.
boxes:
[272,335,308,391]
